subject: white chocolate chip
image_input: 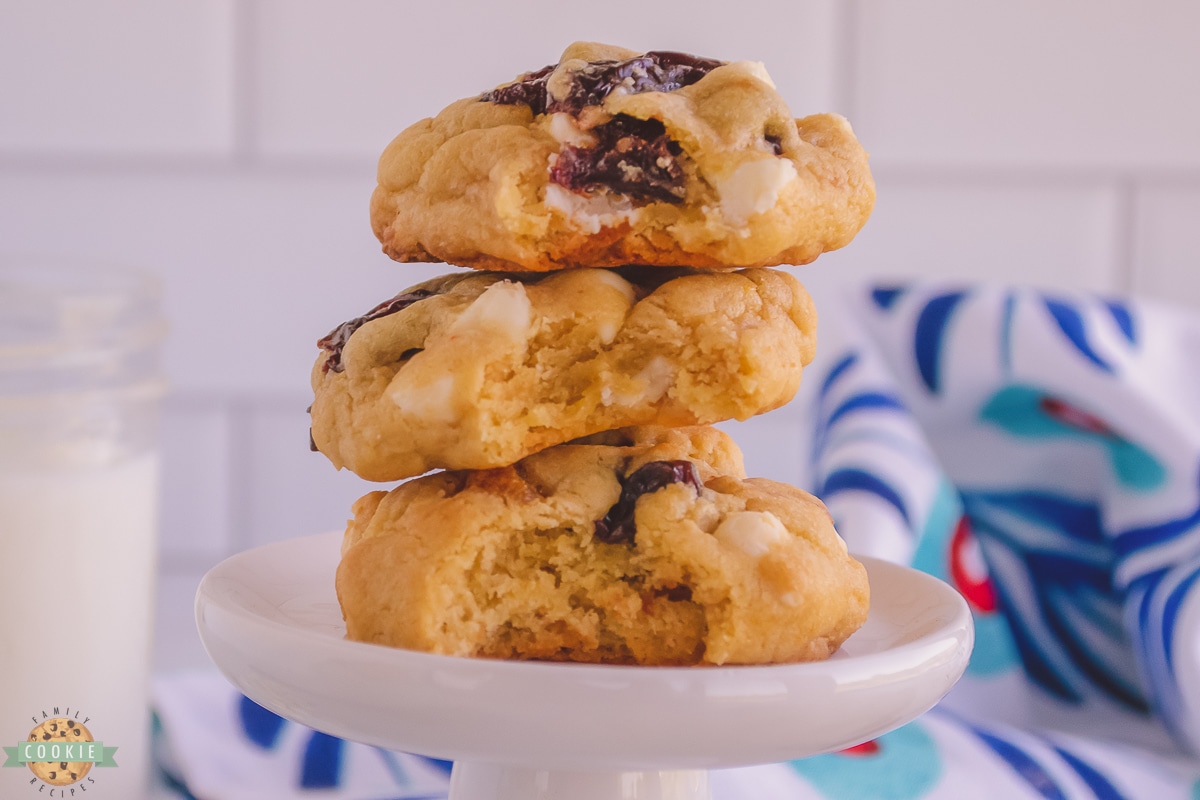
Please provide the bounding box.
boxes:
[387,373,457,422]
[713,511,790,557]
[599,355,673,408]
[601,368,666,407]
[693,502,721,534]
[544,184,638,235]
[596,320,619,345]
[548,112,597,147]
[448,281,533,342]
[589,269,637,304]
[547,60,586,101]
[635,356,673,402]
[715,158,797,226]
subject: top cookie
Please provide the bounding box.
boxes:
[371,41,875,272]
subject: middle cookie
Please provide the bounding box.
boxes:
[310,267,816,482]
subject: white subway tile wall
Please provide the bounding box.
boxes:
[852,1,1200,169]
[0,1,238,156]
[0,169,447,393]
[159,400,234,561]
[251,0,839,159]
[811,176,1125,292]
[1,1,1197,671]
[1133,185,1200,302]
[243,402,386,548]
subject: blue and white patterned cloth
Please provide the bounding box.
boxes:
[150,673,1200,800]
[152,280,1200,798]
[152,673,453,800]
[799,280,1200,796]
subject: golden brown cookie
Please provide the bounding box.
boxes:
[337,426,869,665]
[309,266,816,482]
[25,718,92,786]
[370,41,874,272]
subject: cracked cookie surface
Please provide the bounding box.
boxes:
[309,266,817,482]
[336,426,869,665]
[370,41,875,272]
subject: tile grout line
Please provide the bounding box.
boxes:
[5,155,1200,189]
[1111,177,1138,296]
[0,156,372,174]
[167,388,310,410]
[224,396,257,555]
[231,0,259,164]
[868,163,1200,187]
[831,0,860,119]
[157,395,243,578]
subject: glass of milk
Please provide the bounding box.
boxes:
[0,260,165,799]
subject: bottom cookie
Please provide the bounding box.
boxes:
[336,426,869,665]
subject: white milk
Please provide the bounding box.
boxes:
[0,452,159,799]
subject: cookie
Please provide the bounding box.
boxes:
[310,266,817,482]
[26,718,92,786]
[370,41,875,272]
[337,425,868,665]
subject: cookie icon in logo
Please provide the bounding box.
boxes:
[25,718,92,786]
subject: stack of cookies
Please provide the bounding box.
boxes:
[309,42,875,666]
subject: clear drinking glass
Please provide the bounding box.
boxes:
[0,259,166,799]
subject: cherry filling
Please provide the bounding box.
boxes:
[548,51,723,115]
[484,64,555,115]
[317,288,439,374]
[551,115,686,203]
[594,460,703,545]
[482,51,723,117]
[483,51,725,205]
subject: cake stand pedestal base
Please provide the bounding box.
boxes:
[449,764,710,800]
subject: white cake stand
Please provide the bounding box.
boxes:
[196,532,972,800]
